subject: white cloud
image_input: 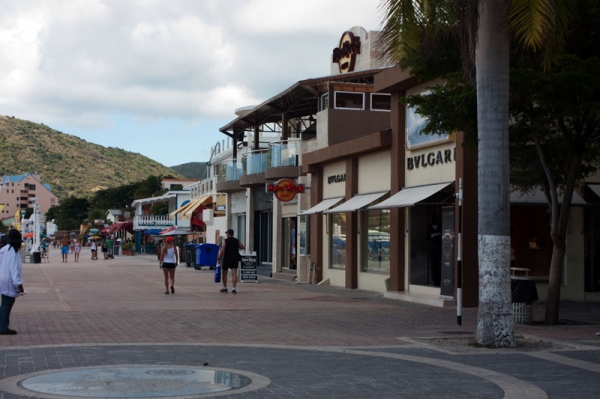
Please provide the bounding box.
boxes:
[0,0,383,165]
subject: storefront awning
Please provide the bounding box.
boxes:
[369,182,453,210]
[589,184,600,198]
[169,198,199,219]
[299,197,344,215]
[170,195,212,219]
[325,191,388,213]
[181,195,212,219]
[510,189,586,205]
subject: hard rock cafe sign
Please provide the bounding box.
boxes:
[266,179,304,202]
[332,31,361,74]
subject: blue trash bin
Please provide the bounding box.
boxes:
[196,243,220,270]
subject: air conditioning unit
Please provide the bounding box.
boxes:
[203,209,213,225]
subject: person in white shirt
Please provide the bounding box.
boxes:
[0,229,25,335]
[159,236,179,295]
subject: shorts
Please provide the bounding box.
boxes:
[162,262,177,270]
[222,260,239,270]
[61,246,69,255]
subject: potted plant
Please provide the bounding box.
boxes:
[121,241,136,256]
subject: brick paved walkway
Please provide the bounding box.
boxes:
[0,248,598,398]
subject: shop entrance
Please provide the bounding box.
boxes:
[254,210,273,267]
[409,186,455,287]
[282,217,297,270]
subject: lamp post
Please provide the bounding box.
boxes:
[20,210,26,233]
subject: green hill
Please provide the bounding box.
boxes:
[0,115,183,199]
[170,162,208,180]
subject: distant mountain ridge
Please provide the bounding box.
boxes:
[170,162,208,180]
[0,115,183,199]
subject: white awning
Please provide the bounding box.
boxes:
[369,182,453,210]
[299,197,344,215]
[510,189,586,205]
[588,184,600,199]
[325,191,388,213]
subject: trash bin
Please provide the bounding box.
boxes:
[113,245,121,256]
[196,243,219,270]
[31,251,41,264]
[185,244,198,268]
[511,279,538,324]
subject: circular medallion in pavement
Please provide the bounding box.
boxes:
[7,366,269,398]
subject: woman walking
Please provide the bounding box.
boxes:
[90,240,98,260]
[0,229,25,335]
[73,238,81,262]
[159,236,178,295]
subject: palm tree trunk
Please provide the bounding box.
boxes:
[475,0,515,347]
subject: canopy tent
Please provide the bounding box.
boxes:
[107,222,134,235]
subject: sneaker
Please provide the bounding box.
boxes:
[220,287,227,293]
[0,329,17,335]
[232,289,237,295]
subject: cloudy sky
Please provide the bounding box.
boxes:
[1,0,383,166]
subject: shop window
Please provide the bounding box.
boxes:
[299,215,310,256]
[329,213,346,269]
[334,91,364,110]
[361,209,391,272]
[321,93,329,111]
[370,94,391,112]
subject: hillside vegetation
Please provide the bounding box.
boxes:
[170,162,208,180]
[0,116,182,199]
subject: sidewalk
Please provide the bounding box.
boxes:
[0,247,597,398]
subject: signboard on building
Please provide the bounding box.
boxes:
[265,179,304,202]
[240,251,258,283]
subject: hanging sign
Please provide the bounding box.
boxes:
[266,179,304,202]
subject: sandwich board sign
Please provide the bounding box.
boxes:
[240,251,258,283]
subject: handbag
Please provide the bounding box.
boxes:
[214,259,222,283]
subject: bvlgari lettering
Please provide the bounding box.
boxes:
[327,174,346,184]
[407,149,455,171]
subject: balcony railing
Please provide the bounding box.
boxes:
[268,140,301,168]
[242,150,268,176]
[133,215,175,230]
[216,160,243,183]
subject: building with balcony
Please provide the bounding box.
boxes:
[210,25,599,308]
[0,173,58,221]
[217,26,392,281]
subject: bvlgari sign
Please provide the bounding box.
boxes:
[332,31,361,74]
[266,179,304,202]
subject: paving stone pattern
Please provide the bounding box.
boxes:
[0,249,597,398]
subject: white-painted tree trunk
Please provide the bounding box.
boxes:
[475,0,515,347]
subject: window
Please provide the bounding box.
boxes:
[361,209,391,272]
[329,213,346,269]
[334,91,364,110]
[170,184,183,190]
[371,93,391,111]
[321,93,329,111]
[28,184,36,191]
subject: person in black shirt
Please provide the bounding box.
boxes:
[217,229,245,294]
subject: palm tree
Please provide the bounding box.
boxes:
[378,0,574,346]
